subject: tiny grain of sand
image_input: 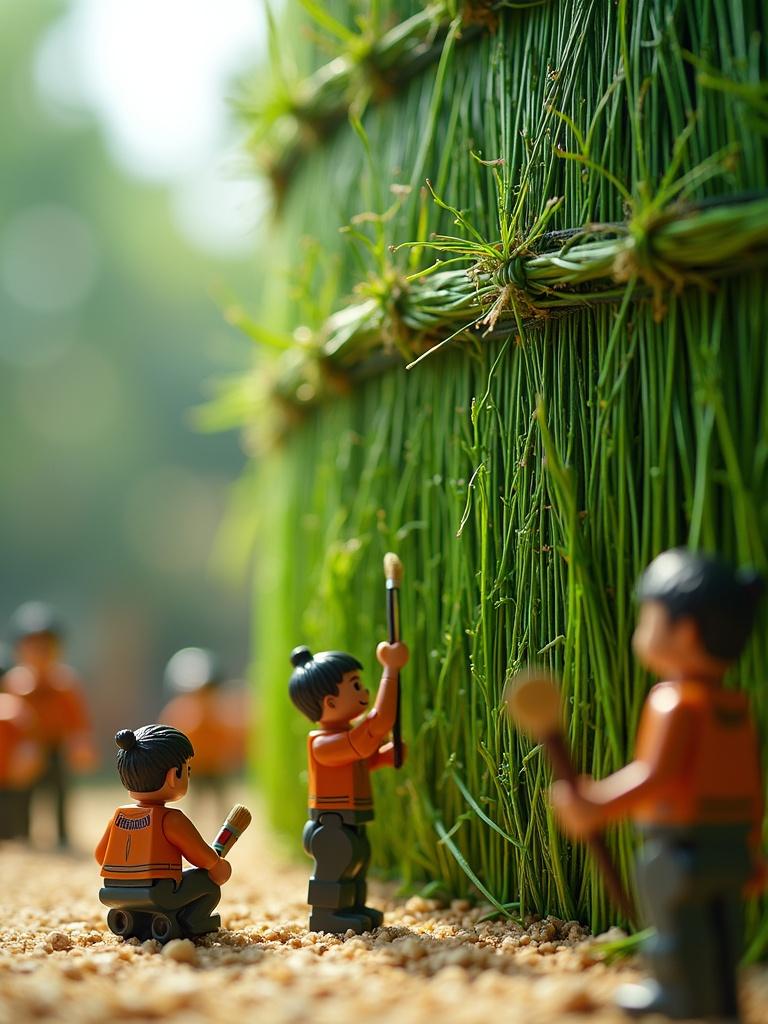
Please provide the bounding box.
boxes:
[0,788,766,1024]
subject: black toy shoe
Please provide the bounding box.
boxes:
[179,910,221,937]
[353,905,384,928]
[615,981,668,1017]
[615,980,705,1020]
[309,909,373,935]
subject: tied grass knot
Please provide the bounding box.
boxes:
[494,255,528,290]
[613,215,671,321]
[480,254,539,334]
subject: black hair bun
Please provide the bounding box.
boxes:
[738,569,766,605]
[290,646,313,668]
[115,729,137,751]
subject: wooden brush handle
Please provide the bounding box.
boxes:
[542,732,576,784]
[543,732,637,924]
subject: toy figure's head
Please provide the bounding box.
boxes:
[289,646,366,725]
[9,602,63,672]
[164,647,222,694]
[114,725,194,801]
[633,548,764,678]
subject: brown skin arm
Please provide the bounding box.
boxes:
[163,810,232,885]
[347,642,408,758]
[94,820,112,865]
[312,731,360,767]
[552,689,696,837]
[313,643,409,765]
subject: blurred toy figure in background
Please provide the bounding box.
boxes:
[289,639,409,935]
[0,642,43,839]
[552,550,766,1022]
[158,647,248,816]
[2,602,97,846]
[95,725,238,943]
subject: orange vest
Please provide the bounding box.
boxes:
[634,681,763,828]
[307,730,374,819]
[100,805,182,882]
[2,666,90,747]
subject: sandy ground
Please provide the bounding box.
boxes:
[1,787,766,1024]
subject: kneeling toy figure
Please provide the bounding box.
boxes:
[95,725,250,943]
[552,549,766,1022]
[289,639,409,934]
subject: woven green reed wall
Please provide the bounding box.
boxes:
[240,0,768,941]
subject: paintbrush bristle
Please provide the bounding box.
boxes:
[383,551,403,585]
[225,804,252,833]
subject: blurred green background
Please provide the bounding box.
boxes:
[0,0,265,760]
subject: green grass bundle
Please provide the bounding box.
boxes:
[231,0,768,944]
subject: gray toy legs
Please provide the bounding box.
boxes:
[100,867,222,943]
[31,745,68,846]
[0,788,31,839]
[303,813,382,933]
[620,825,752,1021]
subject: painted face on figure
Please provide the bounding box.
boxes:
[16,633,60,674]
[321,669,370,725]
[632,600,722,680]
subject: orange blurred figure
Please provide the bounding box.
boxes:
[2,603,97,846]
[0,645,43,839]
[158,648,248,814]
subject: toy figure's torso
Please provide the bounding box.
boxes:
[2,665,88,747]
[159,691,246,777]
[307,729,374,822]
[0,694,36,783]
[634,680,762,827]
[100,804,182,882]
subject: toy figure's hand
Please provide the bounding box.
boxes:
[550,778,605,838]
[376,641,409,671]
[375,740,407,766]
[208,857,232,886]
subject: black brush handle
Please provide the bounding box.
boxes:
[386,583,403,769]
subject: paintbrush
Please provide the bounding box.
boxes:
[505,669,636,923]
[211,803,252,858]
[383,552,404,769]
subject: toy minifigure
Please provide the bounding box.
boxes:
[0,666,43,840]
[289,639,409,934]
[95,725,249,943]
[551,549,766,1021]
[158,648,248,814]
[2,602,97,846]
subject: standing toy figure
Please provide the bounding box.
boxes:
[158,647,248,816]
[551,549,766,1021]
[2,602,97,846]
[0,643,43,840]
[95,725,250,943]
[289,639,409,934]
